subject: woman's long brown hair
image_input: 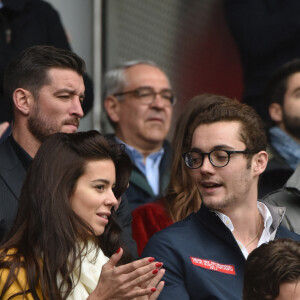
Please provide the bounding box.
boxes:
[0,130,132,299]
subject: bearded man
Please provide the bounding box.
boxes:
[259,59,300,197]
[0,46,137,258]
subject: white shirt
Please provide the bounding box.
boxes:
[215,202,273,259]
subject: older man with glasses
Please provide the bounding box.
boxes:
[142,96,300,300]
[104,61,174,211]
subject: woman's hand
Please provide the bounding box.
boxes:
[88,248,165,300]
[133,267,165,300]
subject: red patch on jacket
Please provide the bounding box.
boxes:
[190,257,236,275]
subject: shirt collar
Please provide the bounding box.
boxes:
[214,201,272,233]
[114,136,164,162]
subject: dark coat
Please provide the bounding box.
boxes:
[0,137,26,242]
[142,203,300,300]
[105,135,172,212]
[125,139,172,211]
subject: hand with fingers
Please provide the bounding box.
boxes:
[87,248,165,300]
[133,267,165,300]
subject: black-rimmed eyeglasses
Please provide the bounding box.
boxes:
[113,87,176,106]
[182,149,258,169]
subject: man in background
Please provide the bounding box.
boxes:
[104,61,174,211]
[259,59,300,197]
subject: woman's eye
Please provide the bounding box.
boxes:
[96,185,105,191]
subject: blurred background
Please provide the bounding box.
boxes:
[47,0,243,139]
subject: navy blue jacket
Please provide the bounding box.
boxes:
[142,203,300,300]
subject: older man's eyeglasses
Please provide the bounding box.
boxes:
[182,149,258,169]
[113,87,176,106]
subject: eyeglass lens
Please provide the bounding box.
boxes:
[136,87,174,105]
[185,150,229,168]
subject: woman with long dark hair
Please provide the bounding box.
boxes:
[0,130,164,299]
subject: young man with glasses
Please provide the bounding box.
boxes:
[142,96,300,300]
[104,61,174,211]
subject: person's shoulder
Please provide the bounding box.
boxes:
[0,248,42,299]
[262,188,289,206]
[1,248,18,260]
[141,213,199,260]
[29,0,56,10]
[132,199,166,215]
[277,225,300,242]
[262,166,300,207]
[148,212,198,240]
[27,0,60,18]
[0,138,15,162]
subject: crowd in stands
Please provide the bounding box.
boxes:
[2,0,300,299]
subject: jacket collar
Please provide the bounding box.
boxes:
[262,201,285,234]
[197,202,285,240]
[285,164,300,192]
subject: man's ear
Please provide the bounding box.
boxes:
[104,96,121,123]
[252,151,268,176]
[13,88,34,116]
[269,103,283,123]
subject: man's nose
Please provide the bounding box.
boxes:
[71,97,84,118]
[199,155,215,174]
[150,93,167,109]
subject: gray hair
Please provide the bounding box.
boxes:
[103,60,168,99]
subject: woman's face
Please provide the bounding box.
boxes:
[71,159,118,236]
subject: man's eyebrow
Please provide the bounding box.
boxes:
[54,88,75,94]
[137,86,172,91]
[190,145,235,152]
[54,88,85,97]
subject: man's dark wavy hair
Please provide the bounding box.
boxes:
[243,239,300,300]
[3,45,86,120]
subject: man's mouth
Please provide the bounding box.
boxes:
[148,117,163,123]
[200,181,222,191]
[64,119,79,128]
